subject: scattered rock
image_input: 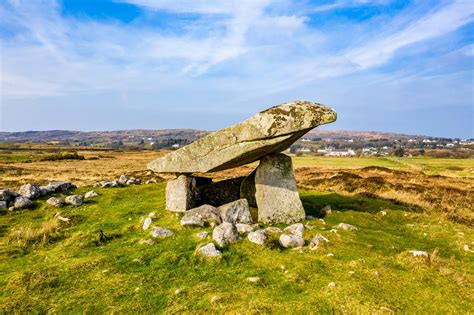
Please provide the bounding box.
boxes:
[284,223,305,236]
[118,175,130,185]
[336,223,358,231]
[13,196,33,209]
[408,250,429,258]
[151,227,174,238]
[18,183,41,200]
[57,216,70,222]
[181,204,222,227]
[279,234,304,248]
[84,191,98,198]
[319,219,326,225]
[246,276,260,283]
[0,189,19,206]
[196,231,209,239]
[174,288,182,295]
[218,199,253,224]
[255,154,305,224]
[65,195,83,206]
[47,197,64,207]
[44,181,75,193]
[309,234,330,250]
[330,228,337,233]
[236,223,255,234]
[126,178,141,185]
[327,281,336,288]
[148,212,156,218]
[321,205,332,215]
[327,253,334,257]
[379,210,387,217]
[265,227,282,234]
[198,243,222,258]
[248,230,268,245]
[212,222,240,247]
[142,217,152,230]
[101,180,119,188]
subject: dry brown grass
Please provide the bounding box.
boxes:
[7,219,61,247]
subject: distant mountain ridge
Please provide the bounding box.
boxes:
[0,129,454,143]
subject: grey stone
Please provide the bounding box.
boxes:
[212,222,241,247]
[248,230,268,245]
[240,169,257,207]
[45,181,75,193]
[166,175,196,212]
[309,234,330,250]
[246,276,260,283]
[47,197,64,207]
[218,199,252,224]
[65,195,83,206]
[198,243,222,258]
[84,191,98,198]
[279,234,304,248]
[126,178,141,185]
[0,201,7,210]
[255,154,305,224]
[151,227,174,238]
[18,183,41,200]
[180,204,222,227]
[143,217,152,230]
[0,189,18,205]
[284,223,305,236]
[336,223,358,231]
[101,180,119,188]
[148,100,337,173]
[13,196,33,209]
[118,175,129,185]
[321,205,332,215]
[236,223,255,234]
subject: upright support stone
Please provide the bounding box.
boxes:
[240,169,257,208]
[255,154,305,224]
[166,175,196,212]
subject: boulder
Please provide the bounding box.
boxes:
[212,222,241,247]
[180,204,222,227]
[218,199,253,224]
[240,170,257,207]
[236,223,255,234]
[65,195,83,206]
[148,100,337,173]
[47,197,64,208]
[13,196,33,209]
[45,181,75,193]
[84,191,98,198]
[309,234,330,250]
[279,234,304,248]
[248,230,268,245]
[255,154,305,224]
[166,175,196,212]
[151,227,174,238]
[284,223,305,236]
[18,183,41,200]
[198,243,222,258]
[118,175,129,185]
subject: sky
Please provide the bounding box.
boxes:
[0,0,473,138]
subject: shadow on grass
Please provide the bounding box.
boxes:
[301,191,425,218]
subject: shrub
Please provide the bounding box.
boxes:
[40,152,85,161]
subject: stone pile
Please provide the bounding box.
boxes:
[94,175,141,188]
[148,100,337,224]
[0,181,76,211]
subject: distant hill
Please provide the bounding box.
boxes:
[0,129,451,144]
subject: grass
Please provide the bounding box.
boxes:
[1,183,473,313]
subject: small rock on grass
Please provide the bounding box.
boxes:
[196,231,209,239]
[279,234,304,248]
[84,191,98,198]
[236,223,255,234]
[284,223,305,236]
[336,223,358,231]
[65,195,83,206]
[142,217,152,230]
[212,222,240,247]
[198,243,222,258]
[47,197,64,208]
[247,230,268,245]
[13,196,33,209]
[309,234,330,250]
[151,227,174,238]
[246,276,260,283]
[327,281,336,288]
[264,226,282,234]
[408,250,429,258]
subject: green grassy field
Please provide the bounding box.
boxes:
[1,183,473,313]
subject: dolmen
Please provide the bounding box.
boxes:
[148,100,337,224]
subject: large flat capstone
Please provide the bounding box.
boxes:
[148,100,336,173]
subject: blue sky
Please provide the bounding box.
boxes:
[0,0,473,138]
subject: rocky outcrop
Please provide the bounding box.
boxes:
[148,100,336,173]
